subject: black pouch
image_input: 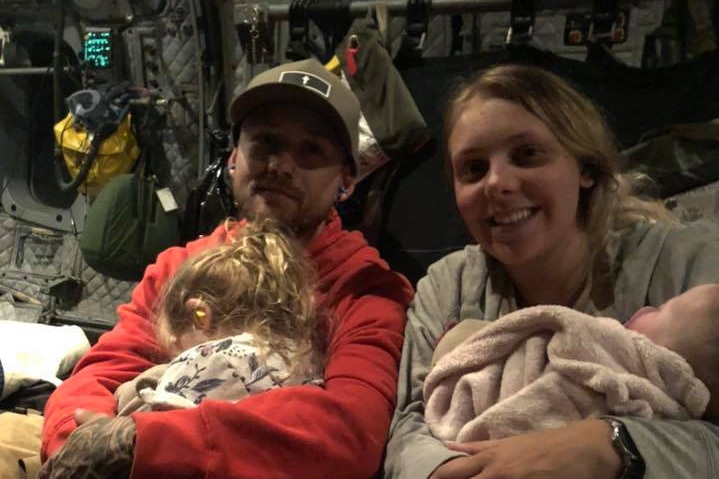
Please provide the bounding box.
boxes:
[182,157,237,243]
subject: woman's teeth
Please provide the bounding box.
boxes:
[493,208,533,225]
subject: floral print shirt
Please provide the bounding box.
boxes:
[139,333,323,410]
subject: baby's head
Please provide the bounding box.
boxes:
[156,219,318,361]
[626,283,719,419]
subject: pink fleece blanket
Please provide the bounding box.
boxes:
[424,305,709,442]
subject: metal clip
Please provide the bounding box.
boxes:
[234,4,272,65]
[403,0,430,53]
[285,0,314,60]
[588,1,628,45]
[506,0,535,45]
[0,25,11,67]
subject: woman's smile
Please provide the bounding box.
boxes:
[487,207,539,227]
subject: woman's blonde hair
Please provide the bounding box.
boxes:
[156,219,320,370]
[443,63,675,268]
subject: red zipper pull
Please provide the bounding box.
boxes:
[345,34,360,77]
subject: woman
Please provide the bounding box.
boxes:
[384,64,719,479]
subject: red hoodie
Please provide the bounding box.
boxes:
[41,211,413,479]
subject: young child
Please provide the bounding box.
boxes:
[624,283,719,419]
[115,219,324,413]
[425,283,719,442]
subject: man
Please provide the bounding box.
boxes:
[39,59,414,479]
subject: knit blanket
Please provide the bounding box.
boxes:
[424,305,709,442]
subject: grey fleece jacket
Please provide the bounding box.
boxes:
[384,220,719,479]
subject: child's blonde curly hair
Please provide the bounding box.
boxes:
[156,219,321,371]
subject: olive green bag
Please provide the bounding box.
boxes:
[335,17,430,243]
[79,157,180,282]
[337,16,430,179]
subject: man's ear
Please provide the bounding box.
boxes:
[185,297,212,330]
[227,148,238,175]
[336,171,356,202]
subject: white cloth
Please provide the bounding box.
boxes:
[0,320,90,400]
[424,305,709,442]
[139,333,323,410]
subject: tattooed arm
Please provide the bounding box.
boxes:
[38,410,136,479]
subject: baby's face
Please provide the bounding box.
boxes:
[625,304,673,345]
[626,284,719,348]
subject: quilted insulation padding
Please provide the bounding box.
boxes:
[161,126,198,212]
[1,1,206,328]
[0,296,42,323]
[158,0,201,211]
[58,233,137,327]
[120,2,200,212]
[0,211,135,328]
[0,213,16,270]
[162,1,199,87]
[0,213,62,307]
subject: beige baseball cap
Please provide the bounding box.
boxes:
[229,59,360,174]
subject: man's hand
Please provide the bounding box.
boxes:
[38,409,136,479]
[430,419,622,479]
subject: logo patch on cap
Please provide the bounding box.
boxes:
[279,70,332,98]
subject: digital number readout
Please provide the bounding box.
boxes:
[84,30,112,69]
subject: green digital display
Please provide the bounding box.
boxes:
[83,29,112,69]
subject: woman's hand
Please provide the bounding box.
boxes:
[430,419,622,479]
[38,409,136,479]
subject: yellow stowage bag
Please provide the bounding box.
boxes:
[53,112,140,196]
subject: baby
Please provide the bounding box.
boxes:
[624,283,719,419]
[115,219,324,413]
[425,283,719,442]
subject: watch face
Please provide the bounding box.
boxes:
[604,419,645,479]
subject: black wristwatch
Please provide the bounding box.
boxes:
[602,418,646,479]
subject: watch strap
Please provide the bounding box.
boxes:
[602,418,646,479]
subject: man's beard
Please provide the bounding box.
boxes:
[239,196,320,240]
